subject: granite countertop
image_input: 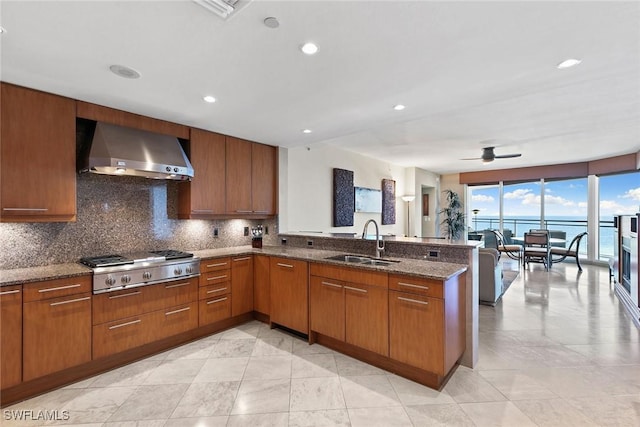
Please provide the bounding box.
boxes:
[0,263,92,287]
[1,245,467,287]
[194,245,467,281]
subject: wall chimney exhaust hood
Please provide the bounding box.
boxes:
[79,122,194,181]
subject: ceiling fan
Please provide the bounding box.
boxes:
[462,146,522,163]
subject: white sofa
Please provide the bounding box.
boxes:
[479,248,503,305]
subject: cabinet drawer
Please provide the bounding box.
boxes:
[201,270,231,286]
[147,277,198,311]
[93,287,148,325]
[200,258,231,273]
[389,274,443,298]
[93,312,154,359]
[23,276,91,302]
[154,302,198,340]
[199,296,231,326]
[199,282,231,300]
[310,263,388,288]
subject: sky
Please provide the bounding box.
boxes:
[470,171,640,218]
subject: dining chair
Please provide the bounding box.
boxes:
[550,232,588,271]
[523,231,551,270]
[488,229,522,263]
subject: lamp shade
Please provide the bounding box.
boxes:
[401,195,416,202]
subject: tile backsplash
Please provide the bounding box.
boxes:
[0,174,277,269]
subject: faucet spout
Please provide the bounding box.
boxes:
[362,219,385,258]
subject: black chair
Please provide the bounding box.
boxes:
[551,232,588,271]
[523,231,551,270]
[488,229,522,263]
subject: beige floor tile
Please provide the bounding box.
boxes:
[567,394,640,427]
[192,357,248,382]
[107,384,189,422]
[230,378,291,415]
[404,403,476,427]
[243,356,292,380]
[290,377,346,412]
[443,367,507,403]
[478,370,557,401]
[387,374,456,406]
[227,412,289,427]
[512,398,600,426]
[170,381,240,418]
[142,358,205,385]
[291,353,339,378]
[339,375,401,409]
[458,401,537,427]
[209,338,256,358]
[164,416,228,427]
[348,406,413,427]
[288,409,350,427]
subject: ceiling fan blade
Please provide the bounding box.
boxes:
[460,157,483,160]
[494,153,522,159]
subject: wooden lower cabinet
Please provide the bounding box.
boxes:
[199,294,231,325]
[345,283,388,356]
[1,285,22,389]
[253,254,270,315]
[309,276,345,341]
[270,257,309,334]
[23,291,92,381]
[199,258,232,326]
[231,256,254,316]
[93,312,155,359]
[389,290,444,375]
[155,302,198,340]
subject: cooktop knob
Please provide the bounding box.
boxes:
[105,276,116,286]
[121,275,131,284]
[143,271,152,280]
[174,267,183,275]
[186,265,193,274]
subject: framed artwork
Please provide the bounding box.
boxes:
[333,168,354,226]
[355,187,382,213]
[381,179,396,224]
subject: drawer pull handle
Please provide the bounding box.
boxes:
[165,307,191,316]
[0,289,21,296]
[253,210,270,214]
[344,286,367,293]
[165,282,189,289]
[233,257,251,262]
[192,209,214,213]
[108,291,141,299]
[3,207,48,211]
[397,296,429,306]
[206,287,228,294]
[207,262,228,268]
[236,210,253,213]
[109,319,141,330]
[206,297,228,305]
[49,296,91,307]
[397,282,429,291]
[321,281,342,289]
[277,263,293,268]
[39,283,82,293]
[207,275,228,281]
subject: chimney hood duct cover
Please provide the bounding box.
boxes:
[81,122,194,180]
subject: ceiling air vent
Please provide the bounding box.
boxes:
[192,0,249,20]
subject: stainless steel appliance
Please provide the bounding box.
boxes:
[81,250,200,294]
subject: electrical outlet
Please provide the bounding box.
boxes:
[213,228,219,237]
[244,227,249,236]
[307,240,313,247]
[281,238,287,245]
[429,251,439,258]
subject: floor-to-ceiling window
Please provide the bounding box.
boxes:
[544,177,589,255]
[469,185,499,232]
[502,181,542,237]
[598,171,640,260]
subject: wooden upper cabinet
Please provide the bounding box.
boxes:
[226,136,253,214]
[178,129,226,218]
[1,83,77,222]
[226,136,277,216]
[251,142,277,214]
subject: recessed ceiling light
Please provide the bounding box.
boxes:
[302,129,312,134]
[0,27,6,34]
[109,64,141,79]
[300,42,318,55]
[393,104,406,111]
[557,58,582,69]
[264,17,279,28]
[203,95,216,103]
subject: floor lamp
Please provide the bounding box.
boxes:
[401,195,415,237]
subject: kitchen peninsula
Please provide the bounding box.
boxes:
[0,236,477,406]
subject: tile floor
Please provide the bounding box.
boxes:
[4,261,640,426]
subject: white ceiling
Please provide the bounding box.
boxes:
[1,0,639,174]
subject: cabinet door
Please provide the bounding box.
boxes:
[154,302,198,340]
[225,136,252,214]
[23,292,92,381]
[389,290,444,375]
[270,257,309,334]
[231,256,254,316]
[1,83,76,222]
[0,285,22,389]
[345,283,388,356]
[310,276,345,341]
[93,287,148,325]
[251,143,276,214]
[178,129,226,218]
[93,312,154,359]
[253,254,270,315]
[199,295,231,326]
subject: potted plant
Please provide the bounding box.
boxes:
[440,189,465,240]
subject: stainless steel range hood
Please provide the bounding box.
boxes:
[79,122,194,180]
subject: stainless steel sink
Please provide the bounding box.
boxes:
[324,254,400,266]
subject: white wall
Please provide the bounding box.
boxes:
[280,144,408,236]
[407,167,440,238]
